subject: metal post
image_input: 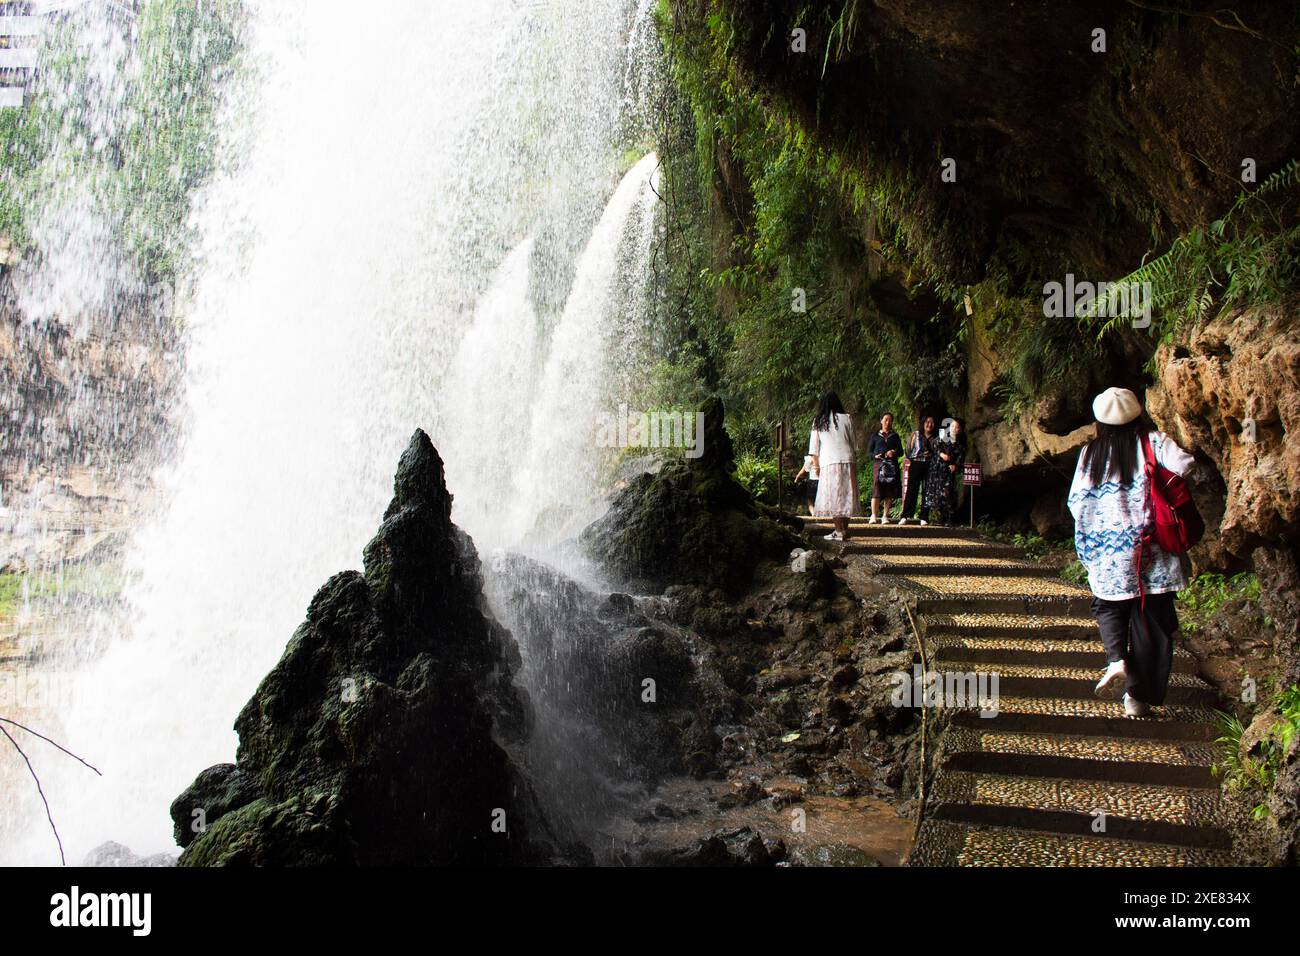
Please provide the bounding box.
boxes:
[969,485,975,528]
[775,421,786,513]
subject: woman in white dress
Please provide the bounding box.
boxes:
[808,390,860,540]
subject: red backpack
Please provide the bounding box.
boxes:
[1139,432,1204,554]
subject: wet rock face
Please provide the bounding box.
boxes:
[1255,547,1300,690]
[581,398,799,596]
[635,825,785,866]
[174,430,545,866]
[1149,307,1300,562]
[1147,308,1300,863]
[0,277,179,570]
[486,551,737,790]
[1267,739,1300,866]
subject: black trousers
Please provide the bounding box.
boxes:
[901,459,929,520]
[1091,592,1179,705]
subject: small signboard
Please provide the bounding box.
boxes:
[962,463,982,487]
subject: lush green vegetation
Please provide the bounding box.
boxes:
[650,0,963,462]
[1214,684,1300,820]
[987,159,1300,413]
[1095,161,1300,352]
[650,1,1300,442]
[734,451,779,502]
[0,0,246,283]
[1177,571,1263,632]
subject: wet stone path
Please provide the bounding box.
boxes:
[801,517,1238,867]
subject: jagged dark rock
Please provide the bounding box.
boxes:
[637,825,786,866]
[169,763,259,849]
[485,551,737,788]
[581,397,799,596]
[174,430,548,866]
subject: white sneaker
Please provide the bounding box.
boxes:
[919,519,928,526]
[1095,660,1127,699]
[896,518,908,525]
[823,531,842,541]
[1123,694,1150,718]
[867,517,878,525]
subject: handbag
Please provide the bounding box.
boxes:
[1140,432,1204,554]
[878,456,898,484]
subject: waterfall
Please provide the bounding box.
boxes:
[1,0,664,864]
[505,152,661,549]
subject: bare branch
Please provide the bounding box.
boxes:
[1121,0,1287,50]
[0,723,65,865]
[0,717,103,776]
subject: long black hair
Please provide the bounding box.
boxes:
[813,390,847,432]
[1081,416,1151,485]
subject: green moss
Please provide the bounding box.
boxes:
[0,565,126,622]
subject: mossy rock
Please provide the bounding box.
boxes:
[582,398,798,596]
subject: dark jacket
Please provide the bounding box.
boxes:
[869,430,903,461]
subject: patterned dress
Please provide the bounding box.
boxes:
[924,438,964,524]
[1066,431,1195,601]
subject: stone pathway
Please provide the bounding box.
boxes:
[799,516,1238,866]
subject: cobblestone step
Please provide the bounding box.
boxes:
[911,818,1236,866]
[943,747,1219,788]
[931,769,1228,827]
[915,594,1094,617]
[928,801,1232,851]
[949,725,1219,768]
[798,518,982,539]
[832,518,1235,866]
[899,574,1092,599]
[950,706,1217,742]
[937,657,1208,693]
[869,554,1059,577]
[976,694,1218,724]
[932,637,1200,673]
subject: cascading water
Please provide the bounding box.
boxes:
[1,0,666,864]
[502,152,661,549]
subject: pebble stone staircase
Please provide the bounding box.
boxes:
[799,515,1239,866]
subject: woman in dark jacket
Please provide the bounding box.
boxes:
[867,412,904,524]
[924,418,966,525]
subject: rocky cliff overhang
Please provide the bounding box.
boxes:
[685,0,1298,284]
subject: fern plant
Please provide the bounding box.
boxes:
[1212,684,1300,821]
[1092,158,1300,343]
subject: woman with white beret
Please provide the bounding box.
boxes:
[1067,387,1195,717]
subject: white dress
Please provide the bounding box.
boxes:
[810,415,860,518]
